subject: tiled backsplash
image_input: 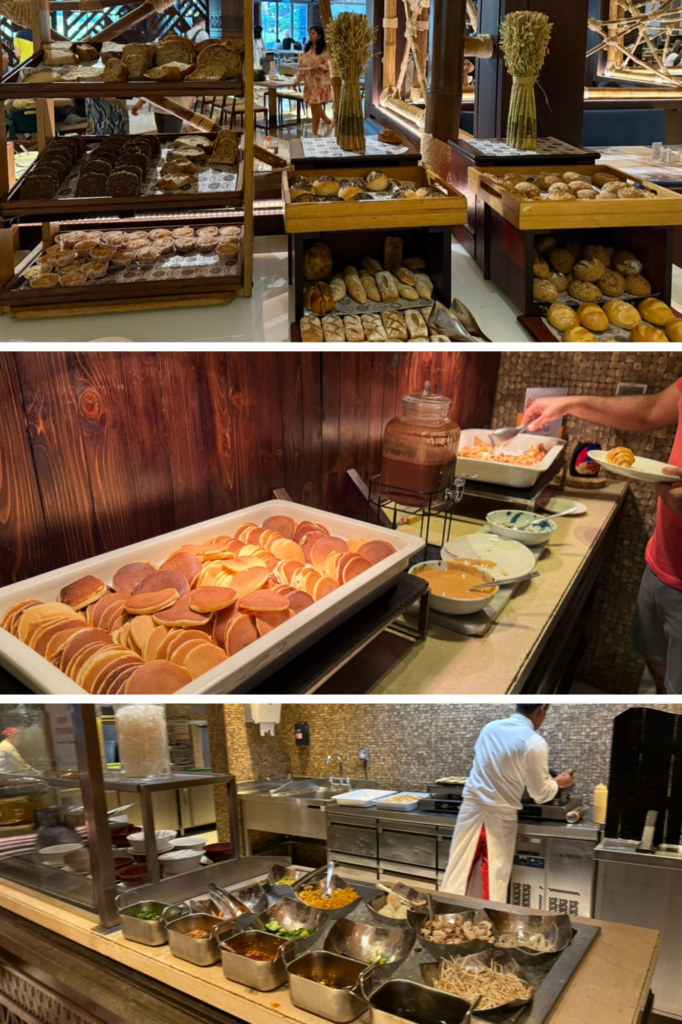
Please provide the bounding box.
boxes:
[492,351,681,693]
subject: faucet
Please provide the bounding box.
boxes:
[326,753,348,788]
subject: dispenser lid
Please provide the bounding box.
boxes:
[403,381,451,407]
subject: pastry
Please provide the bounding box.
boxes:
[583,244,612,268]
[613,250,642,276]
[413,273,434,300]
[360,314,387,341]
[404,308,428,339]
[568,280,601,303]
[606,447,635,467]
[563,325,597,343]
[625,274,651,297]
[361,257,383,278]
[383,237,403,275]
[339,184,364,201]
[359,270,381,302]
[329,274,347,303]
[376,271,399,303]
[597,270,625,297]
[666,320,682,342]
[364,170,389,192]
[136,247,161,265]
[59,271,87,286]
[291,179,314,199]
[29,274,59,288]
[216,241,239,261]
[630,323,667,344]
[547,303,579,331]
[157,174,193,191]
[304,243,333,282]
[393,187,416,199]
[573,258,605,283]
[379,128,403,145]
[304,282,335,316]
[381,310,408,340]
[299,316,323,343]
[638,297,677,326]
[548,248,575,274]
[313,175,340,196]
[196,237,217,253]
[322,315,345,343]
[578,303,608,332]
[344,315,364,342]
[415,186,445,198]
[342,267,367,304]
[603,299,641,330]
[534,279,558,303]
[533,258,551,280]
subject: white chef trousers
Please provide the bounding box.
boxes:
[441,797,518,904]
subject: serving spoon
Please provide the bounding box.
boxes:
[527,507,580,526]
[488,425,532,449]
[468,571,540,592]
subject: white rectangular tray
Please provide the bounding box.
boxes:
[457,429,566,489]
[331,790,397,807]
[374,793,428,812]
[0,499,425,695]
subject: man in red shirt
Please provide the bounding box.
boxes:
[523,380,682,694]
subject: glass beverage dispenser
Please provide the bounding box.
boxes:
[381,383,461,504]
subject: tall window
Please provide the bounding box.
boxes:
[331,1,367,15]
[260,1,309,47]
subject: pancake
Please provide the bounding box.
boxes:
[188,586,237,614]
[1,599,41,633]
[239,590,289,613]
[34,619,87,657]
[91,653,144,694]
[132,569,188,598]
[64,639,112,680]
[152,593,211,627]
[76,647,124,692]
[89,592,124,628]
[112,561,158,595]
[184,644,227,679]
[18,603,81,644]
[224,612,259,656]
[98,598,127,632]
[159,551,202,585]
[59,575,108,609]
[60,627,112,673]
[170,637,214,664]
[44,624,91,665]
[129,614,156,650]
[125,589,179,615]
[124,660,192,693]
[141,624,168,662]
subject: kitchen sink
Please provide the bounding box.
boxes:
[270,786,347,802]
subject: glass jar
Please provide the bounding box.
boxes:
[381,383,461,504]
[114,705,172,779]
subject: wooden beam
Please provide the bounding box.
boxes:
[425,0,465,141]
[90,2,154,41]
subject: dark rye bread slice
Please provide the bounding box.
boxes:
[106,170,141,197]
[76,172,108,197]
[21,172,60,200]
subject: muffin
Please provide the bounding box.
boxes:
[85,261,109,279]
[172,226,195,239]
[174,237,195,254]
[573,258,606,283]
[29,273,59,288]
[59,271,87,286]
[23,263,52,280]
[597,270,626,297]
[136,246,161,265]
[111,250,136,269]
[196,237,217,253]
[578,303,608,332]
[91,245,117,261]
[196,226,219,237]
[216,241,239,261]
[569,280,602,303]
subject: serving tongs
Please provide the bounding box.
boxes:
[376,882,426,909]
[207,882,252,919]
[488,424,533,450]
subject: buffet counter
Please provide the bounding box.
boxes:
[368,481,628,695]
[0,876,658,1024]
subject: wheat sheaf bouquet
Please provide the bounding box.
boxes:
[499,10,552,150]
[326,12,376,152]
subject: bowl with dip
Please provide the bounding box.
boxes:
[409,560,499,615]
[486,510,556,548]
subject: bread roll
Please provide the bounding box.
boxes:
[625,274,652,297]
[568,280,601,303]
[396,266,416,287]
[360,313,387,341]
[376,271,399,303]
[381,311,408,340]
[413,273,434,300]
[578,303,608,332]
[665,319,682,342]
[563,325,597,343]
[630,323,668,344]
[329,274,347,302]
[404,308,428,339]
[638,297,677,326]
[359,270,381,302]
[547,303,579,332]
[534,279,558,303]
[402,257,426,271]
[322,315,345,343]
[362,257,383,277]
[574,258,605,283]
[597,270,625,298]
[365,170,389,192]
[396,281,419,301]
[536,235,556,255]
[299,316,323,343]
[313,175,340,196]
[304,243,333,282]
[342,267,367,304]
[613,250,642,276]
[603,299,641,330]
[304,282,335,316]
[344,315,365,342]
[534,258,551,280]
[548,248,575,274]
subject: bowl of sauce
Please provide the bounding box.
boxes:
[409,560,499,614]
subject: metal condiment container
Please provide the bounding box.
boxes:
[118,901,171,947]
[166,913,223,966]
[367,978,473,1024]
[286,950,370,1023]
[218,929,290,991]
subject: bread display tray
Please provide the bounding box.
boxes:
[456,429,566,488]
[282,165,467,233]
[0,134,244,217]
[0,500,424,695]
[468,163,682,230]
[1,216,243,309]
[0,50,243,99]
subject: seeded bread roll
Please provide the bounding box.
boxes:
[375,271,399,303]
[364,170,389,192]
[625,274,652,297]
[313,175,340,196]
[573,258,606,283]
[534,279,558,303]
[533,258,551,280]
[359,270,381,302]
[299,316,323,343]
[342,266,368,304]
[597,270,625,297]
[344,315,365,342]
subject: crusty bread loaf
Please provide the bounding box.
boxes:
[381,310,408,340]
[361,256,383,278]
[329,274,347,302]
[322,315,345,343]
[359,270,381,302]
[413,272,433,300]
[103,58,129,83]
[300,316,323,343]
[209,128,240,165]
[383,236,403,275]
[360,314,387,341]
[395,281,419,301]
[396,266,416,287]
[344,315,364,342]
[375,271,399,303]
[342,266,367,304]
[404,308,429,339]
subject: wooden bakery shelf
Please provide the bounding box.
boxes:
[468,162,682,230]
[282,165,467,233]
[0,134,245,218]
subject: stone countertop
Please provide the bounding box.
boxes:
[368,481,628,695]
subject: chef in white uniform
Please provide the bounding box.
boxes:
[0,728,32,773]
[442,706,575,903]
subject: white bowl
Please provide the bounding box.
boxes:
[128,830,177,854]
[158,849,203,874]
[41,842,84,867]
[168,835,207,852]
[409,560,499,615]
[486,510,557,547]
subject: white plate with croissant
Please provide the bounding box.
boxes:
[590,448,677,483]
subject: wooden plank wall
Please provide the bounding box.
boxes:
[0,351,500,586]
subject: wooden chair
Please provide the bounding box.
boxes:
[276,85,307,126]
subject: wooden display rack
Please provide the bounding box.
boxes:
[0,0,255,318]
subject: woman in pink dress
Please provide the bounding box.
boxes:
[294,25,333,136]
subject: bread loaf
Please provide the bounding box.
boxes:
[342,266,367,304]
[322,315,345,343]
[413,273,434,300]
[404,308,429,339]
[359,270,381,302]
[402,257,426,271]
[210,128,240,165]
[395,281,419,301]
[300,316,323,343]
[376,271,399,303]
[396,266,416,287]
[381,311,408,340]
[103,58,129,82]
[304,243,333,282]
[304,282,335,316]
[361,257,383,278]
[383,237,403,275]
[360,314,387,341]
[329,274,347,303]
[344,315,364,342]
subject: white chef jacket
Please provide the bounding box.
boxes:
[441,713,558,902]
[0,739,31,773]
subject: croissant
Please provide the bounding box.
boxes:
[606,446,635,467]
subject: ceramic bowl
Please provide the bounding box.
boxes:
[486,510,556,547]
[41,843,84,867]
[158,849,203,875]
[128,830,177,854]
[64,847,91,874]
[408,560,499,615]
[168,835,206,852]
[205,842,232,862]
[116,863,151,887]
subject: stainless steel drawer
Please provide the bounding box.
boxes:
[328,823,378,860]
[379,829,437,869]
[437,834,452,870]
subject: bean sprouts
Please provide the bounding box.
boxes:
[434,958,533,1010]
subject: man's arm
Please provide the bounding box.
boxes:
[523,383,681,434]
[524,740,560,805]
